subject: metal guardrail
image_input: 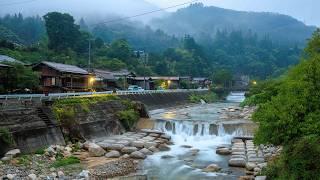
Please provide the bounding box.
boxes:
[0,89,208,103]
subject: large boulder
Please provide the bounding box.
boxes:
[131,141,145,148]
[203,164,221,172]
[98,143,125,151]
[105,151,121,158]
[229,158,246,167]
[216,147,231,155]
[158,144,170,151]
[121,147,138,154]
[5,149,21,157]
[140,148,153,155]
[144,142,158,148]
[88,143,106,157]
[130,151,146,159]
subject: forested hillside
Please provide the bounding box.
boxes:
[151,3,316,45]
[0,3,313,79]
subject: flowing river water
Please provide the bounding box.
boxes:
[142,92,251,180]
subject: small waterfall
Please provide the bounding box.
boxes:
[154,120,246,141]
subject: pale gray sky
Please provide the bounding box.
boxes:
[146,0,320,26]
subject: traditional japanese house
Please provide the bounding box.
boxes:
[33,61,92,93]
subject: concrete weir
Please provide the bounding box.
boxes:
[0,91,206,154]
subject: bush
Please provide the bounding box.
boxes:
[189,92,217,103]
[117,109,139,131]
[51,156,80,168]
[0,127,14,146]
[263,136,320,179]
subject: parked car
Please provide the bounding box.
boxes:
[128,85,144,91]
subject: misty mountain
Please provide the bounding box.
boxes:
[0,0,166,23]
[150,3,316,44]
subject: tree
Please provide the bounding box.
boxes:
[251,29,320,179]
[5,63,39,92]
[43,12,81,51]
[211,69,232,87]
[107,39,132,62]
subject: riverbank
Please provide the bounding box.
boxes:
[0,129,173,179]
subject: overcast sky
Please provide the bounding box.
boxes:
[146,0,320,26]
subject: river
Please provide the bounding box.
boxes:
[141,92,251,180]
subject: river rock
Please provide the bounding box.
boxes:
[140,148,153,155]
[98,143,125,151]
[216,147,231,155]
[1,156,11,161]
[239,176,254,180]
[88,143,106,157]
[6,174,16,180]
[229,158,246,167]
[246,162,256,171]
[149,133,160,137]
[121,154,130,159]
[203,164,221,172]
[131,141,145,148]
[58,171,64,178]
[144,142,158,148]
[161,134,171,140]
[122,147,138,154]
[5,149,21,159]
[161,155,174,159]
[28,174,37,180]
[255,176,267,180]
[158,144,170,151]
[130,151,146,159]
[148,146,160,152]
[105,151,121,158]
[181,145,192,148]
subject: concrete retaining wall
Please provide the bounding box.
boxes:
[0,91,208,154]
[122,91,207,110]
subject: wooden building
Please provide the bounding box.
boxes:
[92,69,117,90]
[192,77,211,88]
[33,61,92,93]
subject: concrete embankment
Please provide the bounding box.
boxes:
[121,91,207,110]
[0,91,206,154]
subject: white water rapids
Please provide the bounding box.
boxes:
[142,92,249,180]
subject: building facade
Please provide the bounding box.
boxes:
[33,61,92,93]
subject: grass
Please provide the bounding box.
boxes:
[0,127,14,146]
[51,156,80,168]
[34,148,46,155]
[17,155,32,166]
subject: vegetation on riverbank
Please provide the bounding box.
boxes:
[189,92,217,103]
[0,127,14,146]
[244,29,320,179]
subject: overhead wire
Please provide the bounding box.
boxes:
[93,0,200,25]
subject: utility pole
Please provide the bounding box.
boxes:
[143,52,148,90]
[88,39,91,73]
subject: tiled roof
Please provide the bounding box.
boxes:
[193,77,208,81]
[41,61,89,75]
[0,63,11,68]
[0,55,24,64]
[93,69,116,80]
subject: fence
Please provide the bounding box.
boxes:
[0,89,208,105]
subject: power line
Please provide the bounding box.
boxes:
[93,0,200,26]
[0,0,38,6]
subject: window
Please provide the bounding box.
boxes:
[51,77,56,86]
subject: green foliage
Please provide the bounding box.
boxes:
[189,92,217,103]
[2,63,39,92]
[17,155,32,166]
[263,136,320,180]
[94,57,127,71]
[51,156,80,168]
[43,12,81,52]
[252,29,320,179]
[240,79,282,107]
[211,69,232,87]
[117,109,139,131]
[0,128,14,146]
[34,148,45,155]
